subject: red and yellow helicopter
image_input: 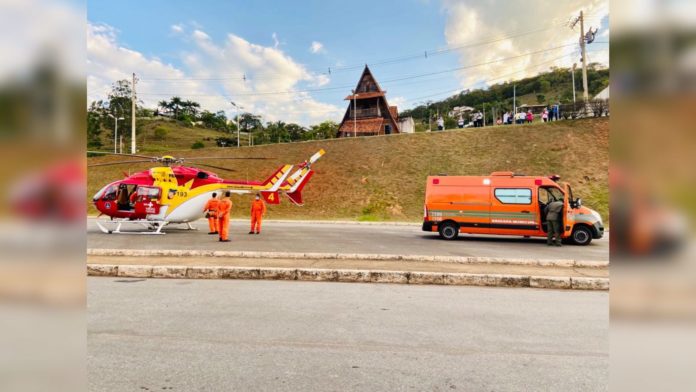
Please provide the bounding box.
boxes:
[89,150,324,234]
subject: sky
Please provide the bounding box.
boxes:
[87,0,609,126]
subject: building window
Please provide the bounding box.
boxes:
[494,188,532,204]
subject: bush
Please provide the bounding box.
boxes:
[191,141,205,149]
[154,126,168,140]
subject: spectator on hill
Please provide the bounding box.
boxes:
[502,111,509,125]
[437,116,444,131]
[458,116,464,128]
[526,110,534,124]
[475,111,484,127]
[515,111,525,124]
[542,108,549,122]
[496,117,503,125]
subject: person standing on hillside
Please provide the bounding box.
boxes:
[526,110,534,124]
[542,108,549,123]
[437,116,444,131]
[545,198,564,246]
[457,116,464,128]
[203,192,219,235]
[502,111,509,125]
[217,191,233,242]
[249,193,266,235]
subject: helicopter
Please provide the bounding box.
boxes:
[88,149,324,234]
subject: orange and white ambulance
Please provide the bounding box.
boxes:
[422,172,604,245]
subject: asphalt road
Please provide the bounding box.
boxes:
[88,278,608,391]
[87,218,609,262]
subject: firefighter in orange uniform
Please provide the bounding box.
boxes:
[249,193,267,234]
[203,192,219,234]
[217,191,232,242]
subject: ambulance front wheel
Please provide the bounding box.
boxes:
[439,221,459,240]
[571,225,593,246]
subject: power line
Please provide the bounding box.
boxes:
[138,42,600,98]
[138,22,576,82]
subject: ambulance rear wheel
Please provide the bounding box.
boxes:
[571,225,593,246]
[439,222,459,240]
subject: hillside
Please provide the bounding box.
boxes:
[88,118,609,222]
[94,119,247,153]
[402,65,609,126]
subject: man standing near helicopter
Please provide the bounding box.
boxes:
[217,191,233,242]
[249,193,266,234]
[203,192,219,235]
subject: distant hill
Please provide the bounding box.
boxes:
[94,118,246,153]
[88,117,609,223]
[401,65,609,129]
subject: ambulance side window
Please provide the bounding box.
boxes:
[494,188,532,204]
[539,187,564,203]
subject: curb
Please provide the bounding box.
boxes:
[88,217,420,226]
[87,248,608,269]
[87,264,609,291]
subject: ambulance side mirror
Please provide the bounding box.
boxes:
[573,198,582,208]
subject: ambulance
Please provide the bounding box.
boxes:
[422,172,604,245]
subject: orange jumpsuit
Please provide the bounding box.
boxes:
[203,197,220,233]
[250,199,266,233]
[217,198,232,241]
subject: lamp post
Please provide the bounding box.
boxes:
[108,113,125,153]
[230,101,243,148]
[571,63,577,105]
[351,89,359,137]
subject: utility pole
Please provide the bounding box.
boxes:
[513,84,517,115]
[131,72,137,154]
[231,101,242,148]
[571,11,590,103]
[483,103,486,127]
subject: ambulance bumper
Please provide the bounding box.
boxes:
[592,222,605,239]
[422,221,436,232]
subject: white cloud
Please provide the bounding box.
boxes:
[388,96,406,110]
[441,0,609,89]
[272,32,280,48]
[87,22,340,126]
[309,41,325,54]
[170,24,184,34]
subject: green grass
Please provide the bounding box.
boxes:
[88,117,609,222]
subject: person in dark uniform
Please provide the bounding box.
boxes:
[545,198,564,246]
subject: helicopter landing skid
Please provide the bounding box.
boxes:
[95,219,168,235]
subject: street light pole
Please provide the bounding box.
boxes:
[571,63,577,105]
[352,89,357,137]
[108,113,124,153]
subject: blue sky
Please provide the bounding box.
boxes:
[87,0,609,125]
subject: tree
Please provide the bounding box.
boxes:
[87,100,105,149]
[304,121,337,140]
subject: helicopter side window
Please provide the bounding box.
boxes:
[136,186,161,201]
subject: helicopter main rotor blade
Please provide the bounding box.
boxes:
[87,159,155,167]
[183,156,274,161]
[87,151,157,160]
[191,162,237,173]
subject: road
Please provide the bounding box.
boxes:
[87,219,609,262]
[88,278,608,391]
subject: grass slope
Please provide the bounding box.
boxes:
[96,119,240,153]
[88,117,609,222]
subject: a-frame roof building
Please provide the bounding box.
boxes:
[337,65,400,137]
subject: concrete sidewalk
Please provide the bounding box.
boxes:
[87,253,609,291]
